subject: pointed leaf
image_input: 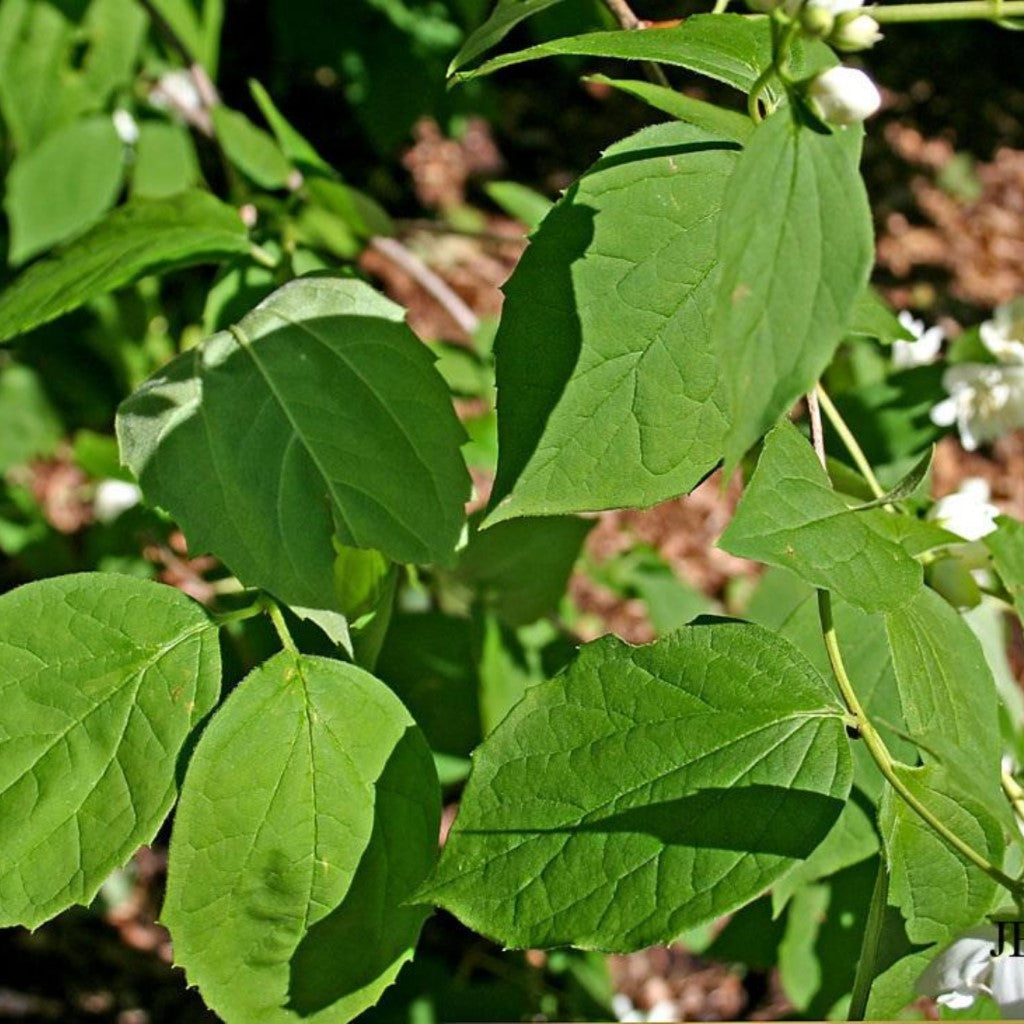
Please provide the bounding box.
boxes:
[0,572,220,928]
[118,277,470,610]
[456,514,593,626]
[712,111,873,468]
[851,448,932,510]
[880,764,1003,945]
[6,115,125,264]
[847,286,915,344]
[146,0,222,74]
[449,0,568,75]
[420,621,852,950]
[0,191,250,344]
[163,652,440,1023]
[483,181,553,229]
[250,79,332,174]
[456,15,775,93]
[884,586,1006,824]
[719,422,922,612]
[487,121,738,522]
[248,81,394,238]
[212,105,293,189]
[584,75,753,143]
[745,568,916,800]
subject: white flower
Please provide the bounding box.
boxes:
[893,311,944,368]
[931,362,1024,450]
[807,66,882,125]
[917,924,1024,1018]
[929,477,1000,541]
[111,109,139,146]
[612,994,644,1023]
[980,296,1024,365]
[610,993,679,1023]
[94,479,142,523]
[830,12,883,51]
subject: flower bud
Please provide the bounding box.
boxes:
[800,4,834,36]
[807,66,882,125]
[831,11,883,51]
[805,0,864,13]
[111,109,139,146]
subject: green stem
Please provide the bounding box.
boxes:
[263,599,299,654]
[872,0,1024,22]
[814,384,886,500]
[746,12,799,122]
[250,244,278,269]
[712,0,730,12]
[1001,766,1024,829]
[747,62,776,122]
[817,589,1023,898]
[848,856,888,1021]
[213,602,264,627]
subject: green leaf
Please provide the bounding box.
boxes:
[375,611,484,760]
[202,255,277,332]
[248,80,394,238]
[426,340,493,397]
[483,181,553,230]
[457,514,593,626]
[777,857,879,1017]
[118,277,470,610]
[778,883,831,1010]
[0,364,63,471]
[5,115,125,264]
[131,120,201,199]
[448,0,568,75]
[851,447,932,509]
[718,422,922,613]
[163,651,440,1023]
[745,567,916,800]
[712,112,873,469]
[584,75,753,144]
[453,14,774,93]
[477,614,548,735]
[486,121,738,523]
[420,620,852,950]
[0,0,145,151]
[333,543,392,620]
[212,105,293,189]
[0,572,220,929]
[772,793,878,916]
[0,191,251,344]
[306,178,395,240]
[847,287,915,344]
[880,763,1003,945]
[250,79,333,174]
[885,586,1005,823]
[146,0,223,74]
[986,514,1024,622]
[863,915,934,1019]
